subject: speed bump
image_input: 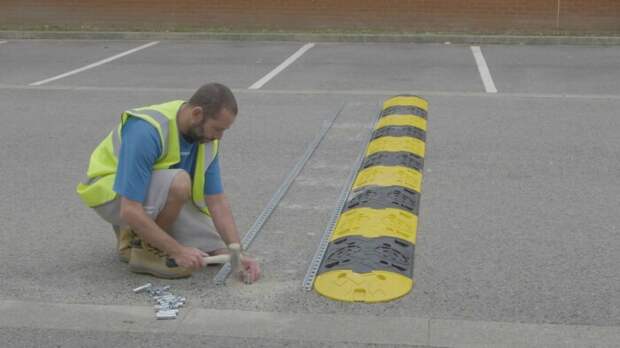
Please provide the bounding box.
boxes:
[314,95,428,303]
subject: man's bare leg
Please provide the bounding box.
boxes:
[155,170,191,231]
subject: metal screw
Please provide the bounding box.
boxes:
[133,283,152,293]
[134,283,186,320]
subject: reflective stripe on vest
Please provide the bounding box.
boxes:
[193,141,216,212]
[122,107,171,158]
[76,100,219,217]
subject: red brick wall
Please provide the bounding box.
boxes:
[2,0,619,34]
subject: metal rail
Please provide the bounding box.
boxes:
[214,104,345,285]
[302,109,381,291]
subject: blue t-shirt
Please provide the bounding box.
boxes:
[113,117,223,203]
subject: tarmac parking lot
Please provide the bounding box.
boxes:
[0,39,619,347]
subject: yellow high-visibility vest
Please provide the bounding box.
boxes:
[76,100,219,216]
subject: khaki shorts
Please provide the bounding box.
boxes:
[93,169,226,253]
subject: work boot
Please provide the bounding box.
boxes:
[129,240,192,279]
[113,226,136,263]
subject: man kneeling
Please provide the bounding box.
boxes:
[76,83,260,281]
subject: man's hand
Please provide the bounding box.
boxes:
[170,245,208,270]
[206,194,259,282]
[240,254,261,283]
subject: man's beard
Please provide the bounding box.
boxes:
[187,124,212,144]
[187,115,213,144]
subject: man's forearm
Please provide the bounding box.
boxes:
[206,194,241,246]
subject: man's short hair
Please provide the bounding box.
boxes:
[188,83,238,119]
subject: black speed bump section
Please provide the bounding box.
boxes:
[314,95,428,303]
[371,125,426,142]
[380,105,427,119]
[345,186,420,215]
[319,236,414,277]
[375,114,427,132]
[362,151,424,172]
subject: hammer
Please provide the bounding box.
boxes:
[201,254,231,265]
[226,243,252,284]
[168,246,239,266]
[202,243,250,282]
[169,254,230,267]
[201,243,240,266]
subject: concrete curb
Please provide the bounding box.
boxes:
[2,300,620,346]
[1,30,620,45]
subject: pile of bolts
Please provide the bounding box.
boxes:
[133,283,186,320]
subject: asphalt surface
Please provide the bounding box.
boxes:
[0,39,619,347]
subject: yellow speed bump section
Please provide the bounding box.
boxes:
[375,115,427,131]
[314,270,413,303]
[366,136,425,157]
[383,96,428,111]
[332,208,418,243]
[352,166,422,192]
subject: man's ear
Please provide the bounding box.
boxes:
[191,106,204,122]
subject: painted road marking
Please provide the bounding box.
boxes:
[2,300,619,346]
[0,40,7,45]
[2,84,620,100]
[29,41,160,86]
[249,43,315,89]
[471,46,498,93]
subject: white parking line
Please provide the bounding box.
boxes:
[471,46,498,93]
[249,43,315,89]
[29,41,159,86]
[0,40,7,45]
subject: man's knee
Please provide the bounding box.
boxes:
[169,170,191,202]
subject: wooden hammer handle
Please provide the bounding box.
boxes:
[202,254,230,265]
